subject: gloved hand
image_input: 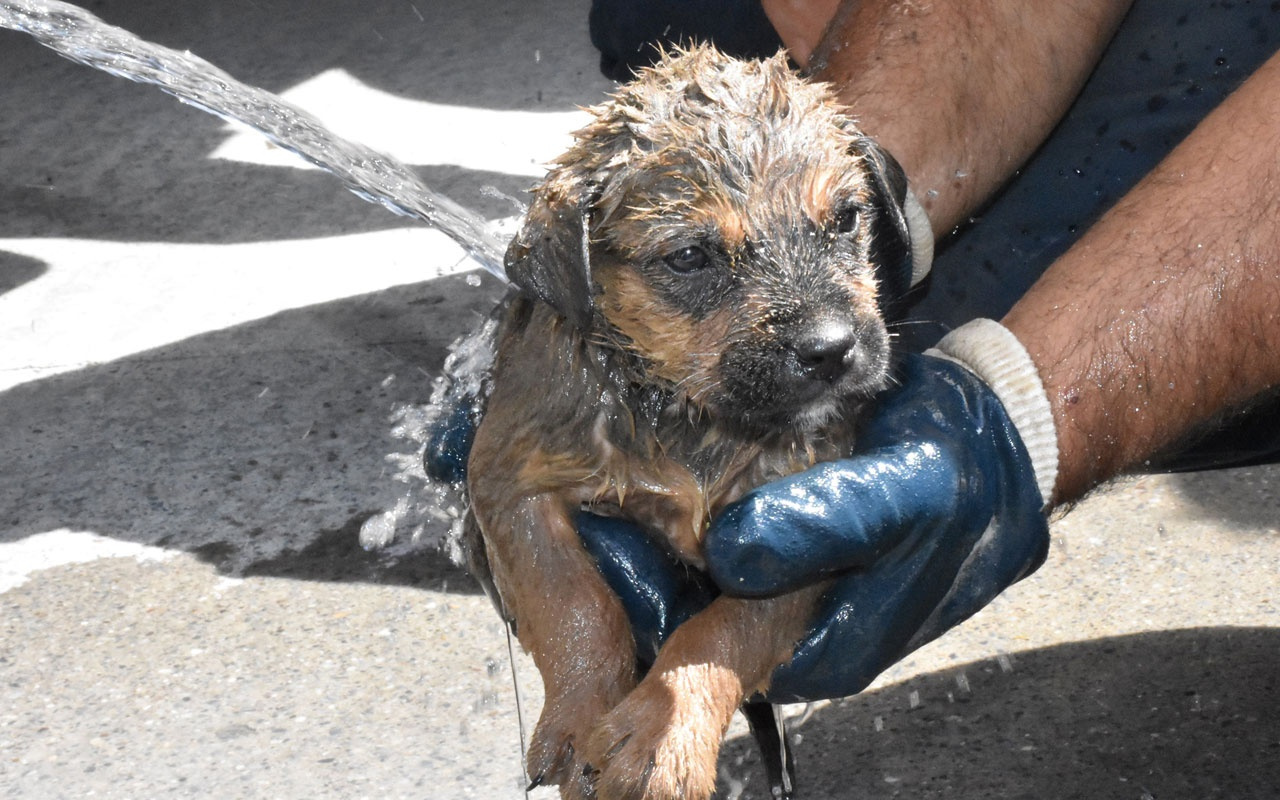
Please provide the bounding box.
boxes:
[424,318,1059,701]
[579,319,1061,701]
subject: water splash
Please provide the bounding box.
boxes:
[0,0,508,279]
[360,316,499,556]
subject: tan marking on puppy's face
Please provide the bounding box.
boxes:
[593,264,737,404]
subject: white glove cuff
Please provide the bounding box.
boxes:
[926,319,1059,508]
[903,189,934,287]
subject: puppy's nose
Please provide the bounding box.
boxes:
[793,322,857,384]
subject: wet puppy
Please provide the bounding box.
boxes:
[465,45,925,800]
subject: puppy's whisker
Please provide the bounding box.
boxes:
[886,318,940,329]
[673,372,712,389]
[689,384,723,406]
[674,373,723,403]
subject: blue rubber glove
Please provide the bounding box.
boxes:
[580,319,1060,701]
[422,395,477,486]
[575,512,719,670]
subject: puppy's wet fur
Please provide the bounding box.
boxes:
[466,45,915,800]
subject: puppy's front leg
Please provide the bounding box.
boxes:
[584,584,827,800]
[476,493,638,798]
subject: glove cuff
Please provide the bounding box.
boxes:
[927,319,1059,507]
[903,188,934,287]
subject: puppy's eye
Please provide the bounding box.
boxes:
[833,206,860,234]
[664,245,710,274]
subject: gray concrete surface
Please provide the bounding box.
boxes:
[1,1,1277,798]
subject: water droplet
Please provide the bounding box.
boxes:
[359,509,398,550]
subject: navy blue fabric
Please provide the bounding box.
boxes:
[901,1,1280,469]
[589,0,783,80]
[588,1,1278,332]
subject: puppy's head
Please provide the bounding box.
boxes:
[506,45,918,434]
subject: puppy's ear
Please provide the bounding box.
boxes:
[849,137,932,319]
[504,186,598,330]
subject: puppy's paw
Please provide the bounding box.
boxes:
[526,706,596,798]
[528,677,635,799]
[582,681,722,800]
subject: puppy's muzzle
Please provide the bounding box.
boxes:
[786,314,888,394]
[792,319,860,385]
[714,312,889,433]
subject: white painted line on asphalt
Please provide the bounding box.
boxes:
[207,68,588,177]
[0,227,481,392]
[0,528,175,594]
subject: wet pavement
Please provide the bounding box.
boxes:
[2,1,1278,798]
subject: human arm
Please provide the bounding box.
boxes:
[766,0,1134,234]
[762,0,1280,495]
[1005,49,1280,501]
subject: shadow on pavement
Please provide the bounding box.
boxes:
[0,0,610,246]
[1,271,504,592]
[720,626,1280,799]
[0,251,47,295]
[3,0,608,593]
[1166,464,1280,533]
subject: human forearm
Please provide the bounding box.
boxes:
[797,0,1132,234]
[760,0,841,64]
[1003,50,1280,502]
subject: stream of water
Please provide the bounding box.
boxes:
[2,0,532,777]
[0,0,509,280]
[1,0,513,553]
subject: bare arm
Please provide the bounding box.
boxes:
[1004,51,1280,502]
[764,1,1280,506]
[760,0,841,65]
[765,0,1134,234]
[768,1,1280,501]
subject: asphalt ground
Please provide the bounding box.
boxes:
[1,1,1278,798]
